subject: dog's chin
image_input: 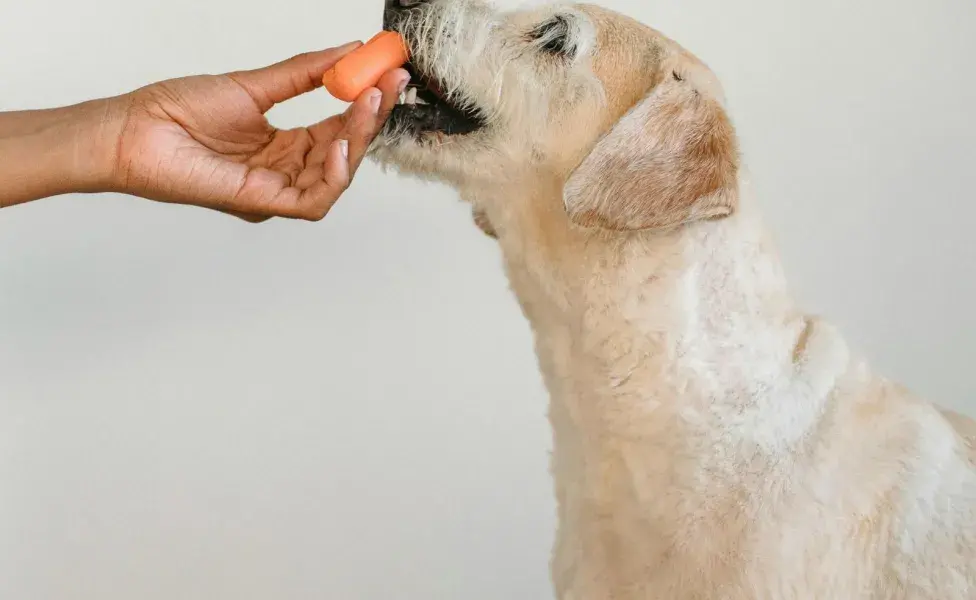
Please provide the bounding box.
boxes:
[383,58,486,139]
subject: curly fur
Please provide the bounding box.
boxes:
[371,2,976,598]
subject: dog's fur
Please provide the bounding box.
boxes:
[371,2,976,597]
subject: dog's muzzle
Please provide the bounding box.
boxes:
[380,0,486,138]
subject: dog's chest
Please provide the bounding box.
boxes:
[550,460,877,600]
[542,370,892,599]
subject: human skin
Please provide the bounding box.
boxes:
[0,41,409,222]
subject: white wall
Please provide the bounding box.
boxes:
[1,0,972,598]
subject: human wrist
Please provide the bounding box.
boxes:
[69,97,130,194]
[0,97,127,208]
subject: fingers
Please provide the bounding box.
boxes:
[216,68,409,223]
[337,69,410,175]
[299,139,352,220]
[215,119,356,222]
[228,41,364,112]
[339,89,383,176]
[374,68,411,113]
[282,71,407,220]
[238,140,349,222]
[370,68,411,145]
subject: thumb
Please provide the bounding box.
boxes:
[227,41,363,112]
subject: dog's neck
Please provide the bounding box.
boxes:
[464,172,853,572]
[468,173,843,414]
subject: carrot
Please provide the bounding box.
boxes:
[322,31,410,102]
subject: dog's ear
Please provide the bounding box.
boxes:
[563,76,739,231]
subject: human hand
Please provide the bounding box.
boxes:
[107,43,409,222]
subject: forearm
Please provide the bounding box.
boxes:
[0,99,124,208]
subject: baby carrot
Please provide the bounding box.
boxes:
[323,31,410,102]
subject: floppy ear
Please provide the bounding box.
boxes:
[563,76,739,231]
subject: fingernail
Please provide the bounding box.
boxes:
[397,77,410,95]
[338,139,349,159]
[369,90,382,114]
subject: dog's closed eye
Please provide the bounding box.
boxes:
[528,15,572,56]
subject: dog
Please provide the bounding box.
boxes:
[370,1,976,597]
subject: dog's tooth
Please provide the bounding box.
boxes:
[415,96,428,105]
[405,87,417,105]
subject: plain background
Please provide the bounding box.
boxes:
[1,0,973,598]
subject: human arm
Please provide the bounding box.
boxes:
[0,99,120,209]
[0,42,409,222]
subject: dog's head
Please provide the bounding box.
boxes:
[372,0,739,233]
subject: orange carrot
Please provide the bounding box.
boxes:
[322,31,410,102]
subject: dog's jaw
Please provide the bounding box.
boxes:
[384,60,487,138]
[377,0,493,148]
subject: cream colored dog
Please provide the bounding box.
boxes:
[371,1,976,597]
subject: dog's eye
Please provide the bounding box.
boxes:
[528,15,571,56]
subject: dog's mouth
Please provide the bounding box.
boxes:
[386,51,486,138]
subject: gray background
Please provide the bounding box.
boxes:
[1,0,973,598]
